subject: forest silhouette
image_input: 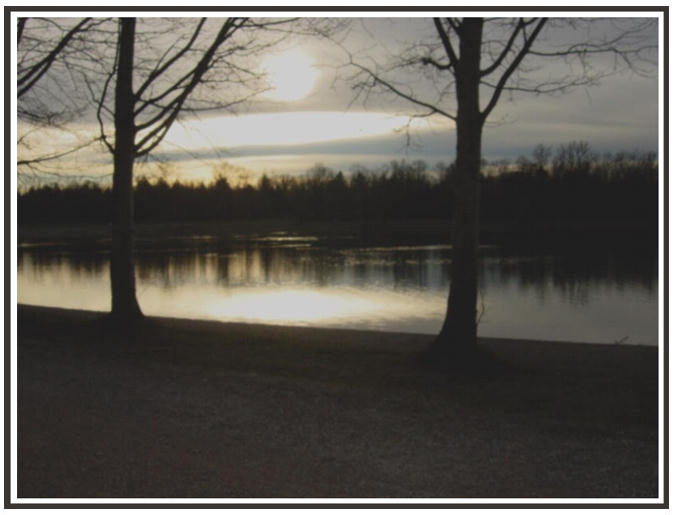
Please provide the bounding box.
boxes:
[19,142,656,232]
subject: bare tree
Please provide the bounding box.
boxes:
[85,17,298,323]
[343,17,657,364]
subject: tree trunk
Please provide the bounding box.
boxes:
[430,19,483,360]
[109,18,142,323]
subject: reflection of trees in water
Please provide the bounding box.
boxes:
[18,245,446,290]
[19,244,656,304]
[391,252,430,290]
[18,250,108,281]
[136,251,223,288]
[479,248,657,306]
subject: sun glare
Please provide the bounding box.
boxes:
[261,50,318,102]
[203,289,378,324]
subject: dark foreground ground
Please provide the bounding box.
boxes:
[17,305,659,499]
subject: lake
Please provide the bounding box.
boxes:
[17,229,658,345]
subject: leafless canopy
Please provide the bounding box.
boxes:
[17,17,107,124]
[17,17,113,176]
[345,17,658,123]
[16,16,341,181]
[86,17,298,160]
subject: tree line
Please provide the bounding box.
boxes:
[19,143,657,227]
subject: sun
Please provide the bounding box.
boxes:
[261,49,318,102]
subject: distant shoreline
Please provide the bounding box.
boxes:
[17,218,657,249]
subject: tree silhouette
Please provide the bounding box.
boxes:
[343,17,657,363]
[90,17,292,323]
[18,149,657,228]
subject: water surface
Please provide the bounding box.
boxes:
[17,234,658,345]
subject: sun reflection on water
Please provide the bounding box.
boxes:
[17,242,658,343]
[203,288,378,323]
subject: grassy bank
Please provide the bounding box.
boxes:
[17,305,658,499]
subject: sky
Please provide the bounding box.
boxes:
[15,13,660,185]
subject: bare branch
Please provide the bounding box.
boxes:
[87,50,117,154]
[17,17,94,98]
[17,138,98,167]
[421,56,452,71]
[349,58,456,121]
[17,18,27,44]
[481,18,547,121]
[433,18,459,70]
[480,74,601,95]
[133,17,209,102]
[480,18,524,77]
[447,18,461,37]
[134,17,250,155]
